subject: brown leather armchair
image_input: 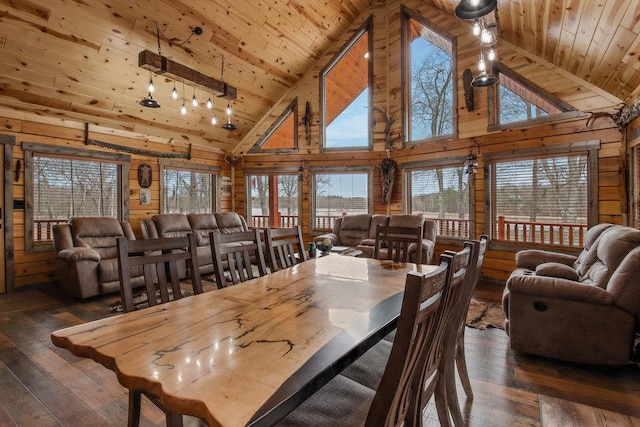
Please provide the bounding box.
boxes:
[53,217,145,298]
[503,224,640,365]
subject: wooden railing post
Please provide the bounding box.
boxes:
[497,216,505,240]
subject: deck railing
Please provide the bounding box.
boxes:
[251,215,299,228]
[34,218,68,241]
[497,216,586,247]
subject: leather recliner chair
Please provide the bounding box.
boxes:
[53,217,145,298]
[503,223,640,365]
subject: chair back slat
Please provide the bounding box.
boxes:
[264,225,308,272]
[210,229,268,288]
[116,233,202,313]
[373,225,424,264]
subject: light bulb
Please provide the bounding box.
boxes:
[478,58,486,72]
[171,85,178,100]
[192,94,198,107]
[206,97,213,109]
[481,28,495,45]
[470,0,480,6]
[472,19,481,37]
[488,47,496,61]
[180,102,187,115]
[364,52,369,59]
[211,115,217,125]
[226,104,232,115]
[148,79,154,93]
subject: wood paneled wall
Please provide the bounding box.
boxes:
[1,112,229,290]
[0,0,629,292]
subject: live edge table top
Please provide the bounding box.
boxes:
[51,256,435,427]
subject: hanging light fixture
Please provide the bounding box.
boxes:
[180,80,187,114]
[455,0,499,87]
[139,93,160,108]
[219,56,237,130]
[191,85,198,107]
[147,71,155,93]
[171,82,179,100]
[454,0,497,19]
[138,23,239,121]
[463,141,480,174]
[222,102,236,130]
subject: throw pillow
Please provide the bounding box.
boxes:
[535,262,579,281]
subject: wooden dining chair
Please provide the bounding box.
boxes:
[264,225,308,272]
[373,224,424,265]
[276,259,450,426]
[116,233,203,427]
[210,228,268,288]
[445,234,489,426]
[337,243,475,427]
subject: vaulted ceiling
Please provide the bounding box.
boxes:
[0,0,638,153]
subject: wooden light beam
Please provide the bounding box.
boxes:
[138,50,237,100]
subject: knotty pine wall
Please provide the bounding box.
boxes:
[0,0,630,291]
[2,113,230,291]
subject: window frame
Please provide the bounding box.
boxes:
[310,166,374,233]
[401,5,458,146]
[403,157,475,244]
[159,159,220,214]
[487,62,580,131]
[243,168,302,229]
[249,98,299,153]
[320,17,373,153]
[484,140,600,252]
[23,142,130,253]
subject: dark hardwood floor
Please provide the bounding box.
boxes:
[0,280,639,426]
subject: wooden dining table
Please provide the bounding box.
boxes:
[51,255,435,426]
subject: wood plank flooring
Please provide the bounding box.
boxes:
[0,280,639,426]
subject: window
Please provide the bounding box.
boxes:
[250,99,298,152]
[245,172,300,228]
[405,163,471,239]
[160,160,219,214]
[487,143,599,248]
[321,18,372,151]
[489,63,576,128]
[312,169,373,231]
[402,8,456,144]
[24,142,129,252]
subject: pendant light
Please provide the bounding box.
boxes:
[222,102,236,130]
[139,93,160,108]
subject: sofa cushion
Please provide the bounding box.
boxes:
[153,214,192,238]
[215,212,248,233]
[368,215,389,239]
[582,226,640,288]
[387,214,424,228]
[70,217,126,260]
[573,223,614,277]
[338,214,372,246]
[188,213,220,246]
[535,262,579,281]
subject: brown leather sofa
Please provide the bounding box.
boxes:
[53,217,145,299]
[313,213,437,264]
[141,212,250,278]
[503,223,640,365]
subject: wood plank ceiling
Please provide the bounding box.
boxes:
[0,0,638,153]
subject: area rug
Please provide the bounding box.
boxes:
[466,299,505,330]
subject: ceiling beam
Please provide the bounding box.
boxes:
[138,50,237,100]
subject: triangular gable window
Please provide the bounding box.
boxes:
[250,99,298,153]
[489,63,575,128]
